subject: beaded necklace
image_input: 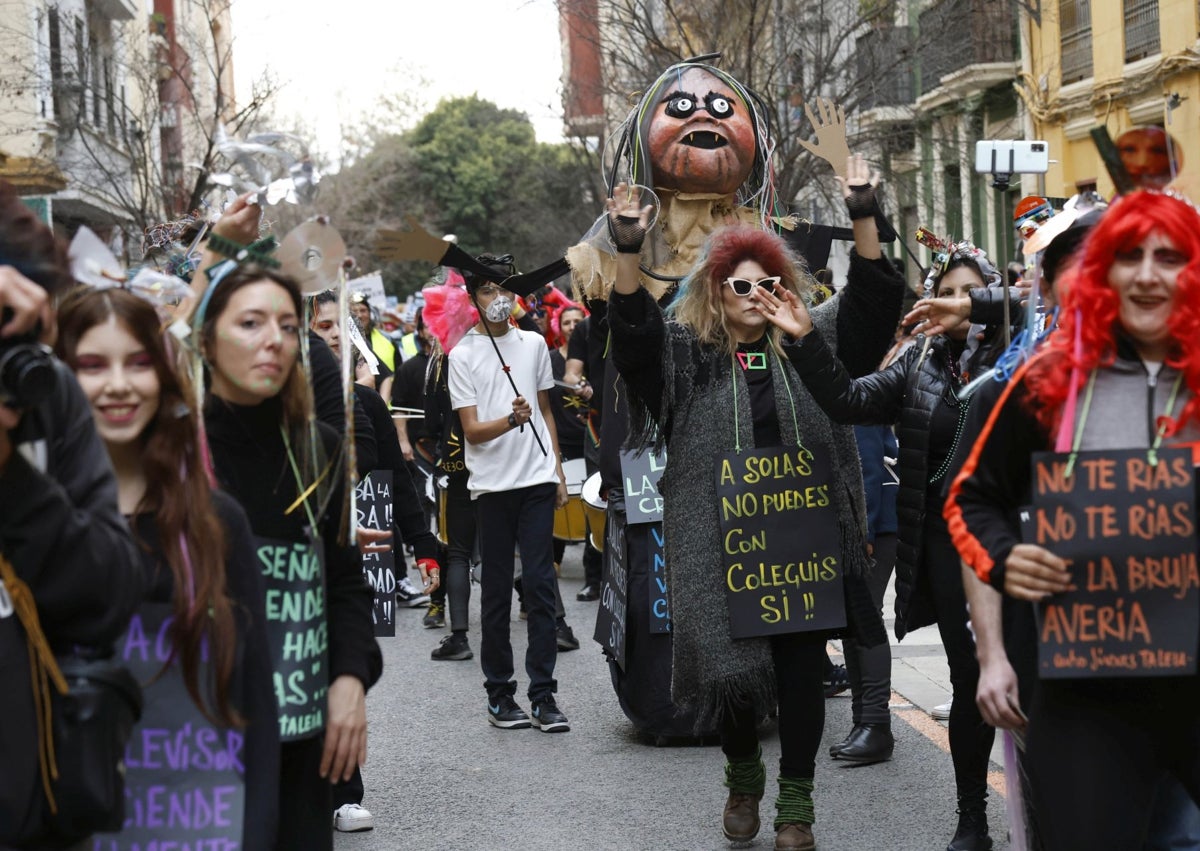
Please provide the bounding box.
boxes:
[929,347,975,484]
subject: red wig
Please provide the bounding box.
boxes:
[1024,191,1200,433]
[704,224,800,284]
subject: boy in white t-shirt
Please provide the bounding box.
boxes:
[448,257,571,733]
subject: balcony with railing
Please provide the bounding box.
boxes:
[1124,0,1160,63]
[856,25,914,110]
[917,0,1016,97]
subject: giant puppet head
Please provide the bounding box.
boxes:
[616,62,771,202]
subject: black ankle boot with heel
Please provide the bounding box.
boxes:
[946,799,992,851]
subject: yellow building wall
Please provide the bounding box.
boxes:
[1025,1,1200,202]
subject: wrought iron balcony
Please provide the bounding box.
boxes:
[856,25,914,109]
[917,0,1016,97]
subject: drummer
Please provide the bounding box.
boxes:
[447,255,574,733]
[549,306,602,579]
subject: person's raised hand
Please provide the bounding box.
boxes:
[748,281,813,340]
[903,296,971,337]
[605,182,653,254]
[836,153,881,221]
[211,192,262,246]
[0,266,52,340]
[1004,543,1072,601]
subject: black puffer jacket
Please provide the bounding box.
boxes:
[785,331,968,639]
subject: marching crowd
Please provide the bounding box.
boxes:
[3,57,1200,851]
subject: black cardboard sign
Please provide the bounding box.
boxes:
[254,536,329,741]
[647,523,670,633]
[620,448,667,524]
[356,470,396,637]
[97,603,246,848]
[716,446,845,639]
[594,503,628,669]
[1023,448,1199,678]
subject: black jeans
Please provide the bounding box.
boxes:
[277,737,333,851]
[441,475,476,632]
[843,532,897,725]
[477,483,558,703]
[1023,678,1200,850]
[923,510,995,806]
[721,631,826,779]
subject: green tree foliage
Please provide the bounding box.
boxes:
[320,95,597,298]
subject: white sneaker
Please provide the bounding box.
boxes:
[333,803,375,832]
[931,699,952,721]
[396,576,430,608]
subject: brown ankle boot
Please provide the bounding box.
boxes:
[774,822,815,851]
[722,791,761,843]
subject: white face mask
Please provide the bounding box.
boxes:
[484,296,514,323]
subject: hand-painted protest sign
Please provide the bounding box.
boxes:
[620,448,667,524]
[716,446,845,639]
[647,523,670,633]
[594,500,628,669]
[95,603,245,849]
[356,470,396,637]
[1022,448,1199,678]
[255,536,329,740]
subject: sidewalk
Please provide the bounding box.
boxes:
[828,574,1009,778]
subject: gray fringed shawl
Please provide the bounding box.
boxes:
[613,291,876,732]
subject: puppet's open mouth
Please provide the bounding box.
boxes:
[681,131,728,150]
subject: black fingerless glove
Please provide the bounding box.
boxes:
[844,184,877,221]
[609,215,647,254]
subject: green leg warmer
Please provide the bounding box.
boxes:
[723,746,766,797]
[775,776,815,829]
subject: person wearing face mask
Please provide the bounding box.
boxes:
[447,254,572,733]
[759,242,1001,851]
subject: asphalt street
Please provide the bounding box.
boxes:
[336,545,1011,851]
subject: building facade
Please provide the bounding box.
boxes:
[1020,1,1200,202]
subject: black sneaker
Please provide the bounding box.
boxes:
[823,663,850,698]
[396,576,430,608]
[556,621,580,652]
[423,601,445,629]
[530,699,570,733]
[487,695,531,729]
[431,632,472,661]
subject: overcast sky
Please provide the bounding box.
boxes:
[230,0,566,162]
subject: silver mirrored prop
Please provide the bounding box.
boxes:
[207,125,322,206]
[276,219,347,294]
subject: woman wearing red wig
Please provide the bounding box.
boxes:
[606,156,902,851]
[943,190,1200,849]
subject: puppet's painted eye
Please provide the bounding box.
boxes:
[707,95,733,118]
[665,96,696,118]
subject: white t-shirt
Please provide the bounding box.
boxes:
[448,327,558,498]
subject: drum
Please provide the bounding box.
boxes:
[581,472,607,551]
[553,458,589,542]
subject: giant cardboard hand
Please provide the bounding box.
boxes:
[797,98,850,180]
[375,215,451,264]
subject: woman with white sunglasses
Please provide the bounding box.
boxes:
[605,156,902,851]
